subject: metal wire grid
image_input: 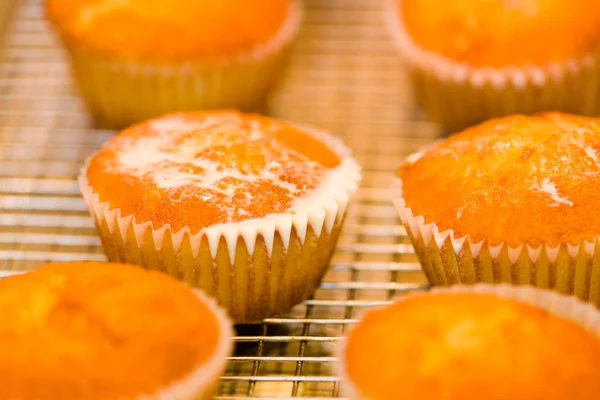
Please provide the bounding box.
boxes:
[0,0,443,398]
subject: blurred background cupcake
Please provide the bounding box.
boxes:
[45,0,302,128]
[386,0,600,131]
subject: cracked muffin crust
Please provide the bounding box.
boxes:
[399,112,600,246]
[86,110,342,233]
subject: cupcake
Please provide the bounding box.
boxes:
[45,0,302,128]
[385,0,600,131]
[0,261,233,399]
[79,110,361,323]
[337,285,600,400]
[394,113,600,305]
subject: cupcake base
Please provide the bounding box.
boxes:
[408,57,600,132]
[66,43,291,129]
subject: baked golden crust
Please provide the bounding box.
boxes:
[399,113,600,246]
[401,0,600,67]
[45,0,288,60]
[0,262,220,399]
[344,293,600,400]
[86,110,341,233]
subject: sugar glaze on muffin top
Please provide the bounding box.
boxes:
[86,111,354,233]
[399,113,600,246]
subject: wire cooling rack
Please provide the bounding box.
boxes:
[0,0,443,398]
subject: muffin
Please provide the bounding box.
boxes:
[0,261,233,399]
[337,285,600,400]
[385,0,600,130]
[394,112,600,304]
[45,0,302,128]
[79,110,361,323]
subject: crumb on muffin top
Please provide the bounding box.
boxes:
[86,110,343,233]
[45,0,290,60]
[344,292,600,400]
[0,261,222,399]
[400,0,600,67]
[399,113,600,246]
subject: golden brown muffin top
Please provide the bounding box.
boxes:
[45,0,289,60]
[0,262,221,399]
[344,293,600,400]
[399,113,600,246]
[400,0,600,67]
[86,110,342,233]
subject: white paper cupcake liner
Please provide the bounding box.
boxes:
[384,0,600,131]
[142,289,233,400]
[79,121,361,322]
[55,0,303,128]
[336,284,600,400]
[392,166,600,305]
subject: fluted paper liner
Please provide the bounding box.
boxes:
[336,284,600,400]
[53,0,303,128]
[143,289,233,400]
[384,0,600,131]
[79,123,361,323]
[392,173,600,306]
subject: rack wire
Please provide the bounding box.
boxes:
[0,0,442,398]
